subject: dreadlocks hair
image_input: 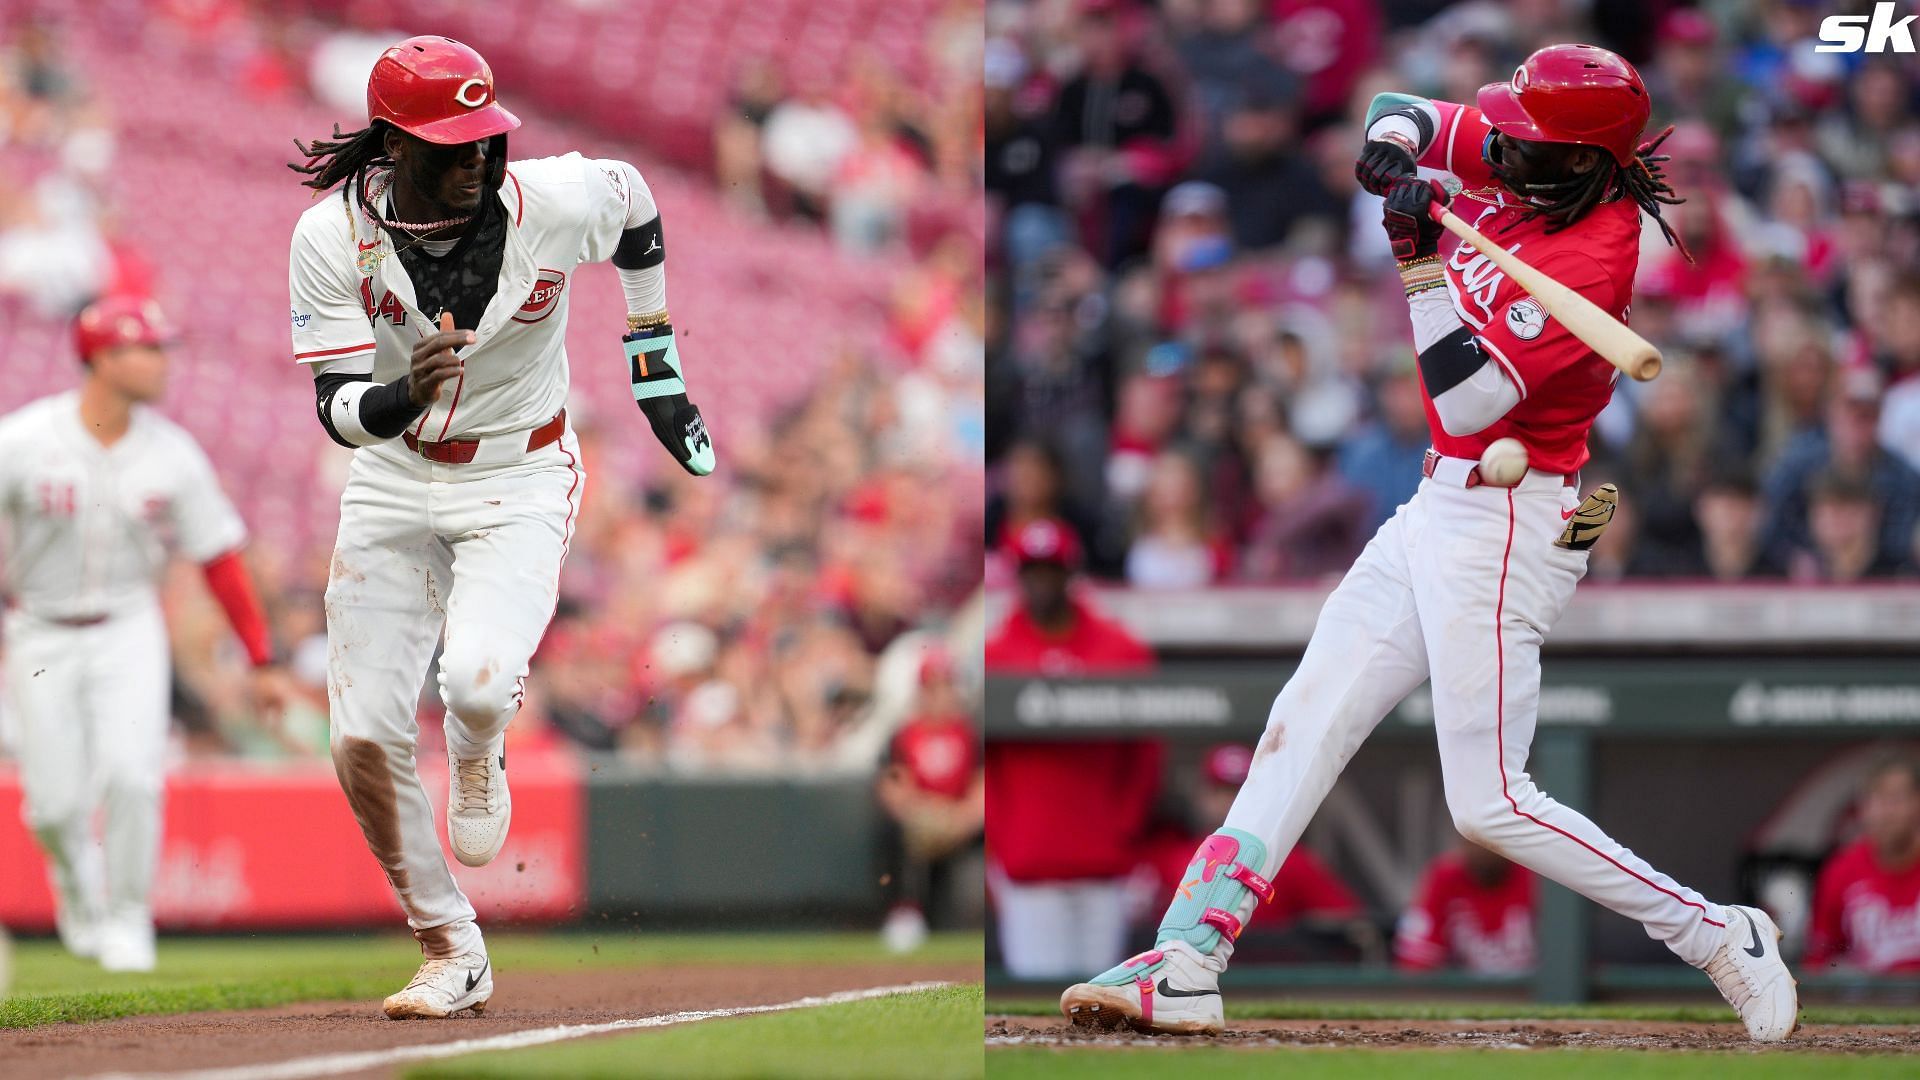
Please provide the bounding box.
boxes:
[288,121,393,199]
[1495,125,1693,264]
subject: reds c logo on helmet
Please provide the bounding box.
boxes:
[74,295,173,364]
[1476,43,1650,165]
[366,36,521,145]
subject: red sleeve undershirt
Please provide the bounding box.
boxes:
[202,549,274,667]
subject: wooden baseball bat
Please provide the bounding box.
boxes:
[1431,205,1662,382]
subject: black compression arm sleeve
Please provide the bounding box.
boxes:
[1417,327,1486,398]
[611,216,664,270]
[314,371,426,447]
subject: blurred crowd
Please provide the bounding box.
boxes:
[985,0,1920,585]
[712,7,984,258]
[0,9,987,773]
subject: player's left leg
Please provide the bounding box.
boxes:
[1416,478,1795,1040]
[82,605,172,973]
[434,433,585,868]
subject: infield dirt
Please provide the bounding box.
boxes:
[2,960,974,1079]
[987,1014,1920,1054]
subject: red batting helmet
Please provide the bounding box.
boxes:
[366,36,520,145]
[1476,44,1650,166]
[74,295,173,364]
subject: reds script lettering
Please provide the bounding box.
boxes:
[512,269,567,324]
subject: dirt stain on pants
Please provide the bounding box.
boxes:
[331,736,455,957]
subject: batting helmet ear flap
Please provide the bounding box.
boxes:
[485,133,507,193]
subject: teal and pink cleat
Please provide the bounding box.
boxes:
[1060,829,1272,1034]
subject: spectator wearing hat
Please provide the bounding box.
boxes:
[1644,8,1744,141]
[877,645,985,953]
[1806,755,1920,973]
[1396,840,1537,975]
[986,519,1163,978]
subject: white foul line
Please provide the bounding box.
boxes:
[84,981,952,1080]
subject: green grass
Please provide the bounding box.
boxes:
[989,997,1920,1026]
[1,931,980,1029]
[409,983,984,1080]
[987,1048,1920,1078]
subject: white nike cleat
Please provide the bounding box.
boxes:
[1700,905,1798,1042]
[96,916,155,973]
[447,746,511,868]
[382,952,493,1019]
[1061,940,1223,1035]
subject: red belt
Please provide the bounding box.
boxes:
[1423,449,1576,489]
[404,409,566,465]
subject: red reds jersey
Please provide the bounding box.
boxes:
[889,713,979,801]
[1805,838,1920,973]
[1416,101,1639,475]
[1394,850,1537,974]
[985,596,1162,882]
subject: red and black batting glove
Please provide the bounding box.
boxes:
[1354,139,1417,197]
[1382,177,1448,263]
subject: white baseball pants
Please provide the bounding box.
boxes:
[1224,468,1729,966]
[5,603,170,937]
[994,874,1130,980]
[325,432,583,959]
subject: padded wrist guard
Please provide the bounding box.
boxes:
[624,321,716,477]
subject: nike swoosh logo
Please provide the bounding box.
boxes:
[466,958,489,993]
[1560,507,1577,520]
[1155,977,1218,999]
[497,753,506,771]
[1743,913,1766,959]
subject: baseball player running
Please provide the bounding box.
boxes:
[0,296,292,972]
[1063,45,1799,1041]
[286,36,711,1019]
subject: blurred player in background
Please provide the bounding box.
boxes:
[985,519,1161,978]
[286,35,709,1018]
[876,645,984,953]
[1805,755,1920,972]
[1395,840,1537,975]
[0,296,292,972]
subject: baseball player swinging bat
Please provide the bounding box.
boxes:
[1430,202,1663,382]
[1062,44,1799,1045]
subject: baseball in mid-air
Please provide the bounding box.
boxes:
[1478,437,1530,487]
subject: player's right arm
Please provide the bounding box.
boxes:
[289,214,465,447]
[1355,94,1496,195]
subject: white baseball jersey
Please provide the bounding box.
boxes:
[288,154,656,441]
[0,391,246,620]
